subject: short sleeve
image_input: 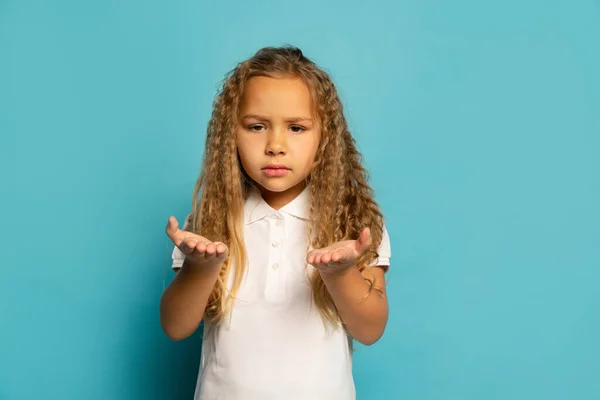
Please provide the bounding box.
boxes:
[368,223,391,271]
[171,214,191,271]
[171,244,186,271]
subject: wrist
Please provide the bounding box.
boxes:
[181,256,224,274]
[318,264,356,279]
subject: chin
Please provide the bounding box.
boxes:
[251,175,304,193]
[256,180,294,193]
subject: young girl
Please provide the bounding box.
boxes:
[160,46,391,400]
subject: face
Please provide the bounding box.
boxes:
[236,75,321,208]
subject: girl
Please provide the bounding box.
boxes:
[160,46,391,400]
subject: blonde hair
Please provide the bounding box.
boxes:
[187,46,384,326]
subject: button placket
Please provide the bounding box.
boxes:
[265,212,284,301]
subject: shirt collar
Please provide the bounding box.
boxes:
[244,184,311,225]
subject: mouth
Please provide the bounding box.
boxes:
[262,164,290,171]
[262,164,290,177]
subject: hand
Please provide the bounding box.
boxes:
[307,227,372,276]
[165,216,228,269]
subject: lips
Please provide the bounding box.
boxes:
[262,164,290,170]
[262,164,290,177]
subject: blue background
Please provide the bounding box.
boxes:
[1,1,599,399]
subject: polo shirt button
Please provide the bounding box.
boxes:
[275,219,282,226]
[272,240,280,247]
[272,263,280,270]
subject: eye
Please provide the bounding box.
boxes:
[290,125,306,133]
[248,124,265,132]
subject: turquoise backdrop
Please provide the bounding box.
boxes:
[1,1,598,399]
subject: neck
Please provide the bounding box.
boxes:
[260,181,307,210]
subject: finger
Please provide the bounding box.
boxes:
[214,242,228,255]
[205,242,216,255]
[331,251,343,262]
[315,253,327,265]
[180,239,197,255]
[320,253,332,264]
[357,227,373,253]
[196,241,207,254]
[165,216,181,243]
[213,242,223,254]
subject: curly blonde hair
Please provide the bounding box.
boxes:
[187,46,384,326]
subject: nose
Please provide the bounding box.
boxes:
[265,127,286,156]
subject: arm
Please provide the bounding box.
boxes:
[307,225,391,346]
[160,216,227,341]
[320,266,388,345]
[160,259,221,341]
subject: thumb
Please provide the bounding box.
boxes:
[165,216,182,242]
[356,227,372,254]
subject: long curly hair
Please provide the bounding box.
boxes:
[187,46,384,326]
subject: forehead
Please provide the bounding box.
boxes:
[239,76,314,116]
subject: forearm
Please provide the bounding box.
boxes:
[320,266,388,345]
[159,259,221,341]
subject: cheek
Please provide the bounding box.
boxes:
[293,136,320,169]
[235,136,251,159]
[236,143,250,169]
[308,133,321,160]
[236,138,264,175]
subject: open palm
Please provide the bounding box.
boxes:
[165,216,228,269]
[307,227,372,275]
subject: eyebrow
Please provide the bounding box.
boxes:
[241,114,313,123]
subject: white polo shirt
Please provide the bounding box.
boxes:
[171,185,391,400]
